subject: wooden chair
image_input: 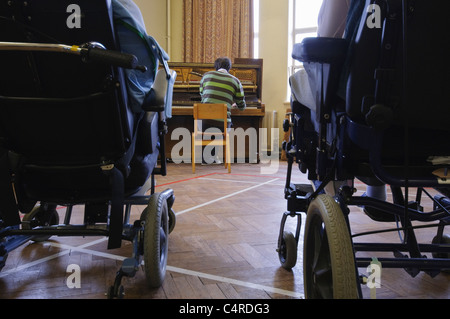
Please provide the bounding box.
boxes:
[192,103,231,174]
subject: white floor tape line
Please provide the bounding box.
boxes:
[199,177,266,184]
[1,238,303,298]
[166,265,304,299]
[175,178,279,216]
[0,237,108,278]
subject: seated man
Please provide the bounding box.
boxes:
[199,57,246,129]
[198,57,246,164]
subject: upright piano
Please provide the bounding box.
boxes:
[165,59,265,162]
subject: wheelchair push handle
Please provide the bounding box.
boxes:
[84,46,146,72]
[0,41,147,72]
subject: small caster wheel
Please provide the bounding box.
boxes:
[278,231,297,270]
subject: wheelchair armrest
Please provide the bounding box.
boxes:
[292,37,348,64]
[142,69,176,113]
[142,69,167,112]
[292,38,348,125]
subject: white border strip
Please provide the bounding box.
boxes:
[0,237,107,278]
[166,265,304,298]
[199,177,264,184]
[175,178,278,216]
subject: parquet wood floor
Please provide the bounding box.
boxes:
[0,162,449,299]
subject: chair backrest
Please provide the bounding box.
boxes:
[193,103,228,121]
[193,104,228,142]
[345,0,450,132]
[0,0,134,165]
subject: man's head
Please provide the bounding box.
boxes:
[214,57,232,72]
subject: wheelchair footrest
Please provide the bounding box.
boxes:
[294,183,314,195]
[285,183,314,197]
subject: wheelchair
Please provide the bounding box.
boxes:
[0,0,177,298]
[277,0,450,298]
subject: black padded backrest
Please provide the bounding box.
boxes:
[0,0,134,165]
[403,0,450,131]
[345,0,383,121]
[345,0,450,131]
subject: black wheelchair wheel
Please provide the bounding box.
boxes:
[278,231,298,270]
[22,204,60,242]
[303,194,359,299]
[142,192,169,288]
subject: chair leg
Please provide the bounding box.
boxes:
[192,133,195,174]
[224,145,227,169]
[226,136,231,173]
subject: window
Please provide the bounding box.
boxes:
[288,0,322,76]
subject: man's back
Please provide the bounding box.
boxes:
[200,70,246,122]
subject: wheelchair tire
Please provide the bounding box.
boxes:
[303,194,359,299]
[278,231,298,270]
[142,192,169,288]
[22,205,60,242]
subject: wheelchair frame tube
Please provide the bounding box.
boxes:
[355,257,450,270]
[0,41,141,71]
[349,195,450,223]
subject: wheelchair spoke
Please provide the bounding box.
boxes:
[314,267,333,299]
[311,221,333,298]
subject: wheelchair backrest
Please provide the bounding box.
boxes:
[0,0,135,165]
[345,0,450,131]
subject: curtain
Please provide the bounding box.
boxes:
[183,0,254,63]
